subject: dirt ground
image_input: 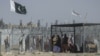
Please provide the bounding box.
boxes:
[1,45,100,56]
[1,51,100,56]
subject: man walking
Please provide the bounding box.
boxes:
[19,34,24,53]
[4,36,10,52]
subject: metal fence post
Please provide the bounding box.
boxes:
[0,32,2,56]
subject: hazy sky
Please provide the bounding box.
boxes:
[0,0,100,26]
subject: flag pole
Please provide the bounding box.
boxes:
[10,0,27,54]
[73,20,76,45]
[0,32,2,56]
[10,0,14,53]
[84,13,87,23]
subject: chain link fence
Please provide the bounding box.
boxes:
[0,27,51,53]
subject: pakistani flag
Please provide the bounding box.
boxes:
[10,0,27,14]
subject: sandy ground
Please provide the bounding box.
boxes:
[1,49,100,56]
[1,51,100,56]
[1,45,100,56]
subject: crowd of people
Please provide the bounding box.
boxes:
[4,34,51,53]
[18,34,44,53]
[4,33,84,53]
[51,34,83,53]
